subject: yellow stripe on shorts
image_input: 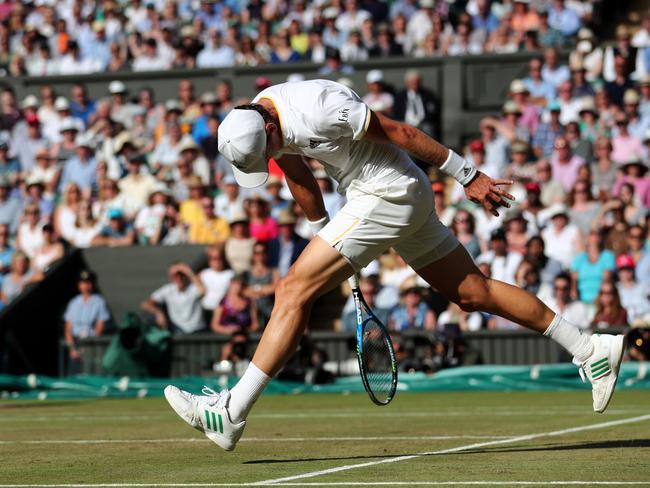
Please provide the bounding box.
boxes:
[328,218,360,245]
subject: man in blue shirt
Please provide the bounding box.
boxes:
[63,270,111,373]
[548,0,581,37]
[472,0,499,35]
[58,135,97,194]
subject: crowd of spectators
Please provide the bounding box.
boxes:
[0,0,635,76]
[1,0,649,373]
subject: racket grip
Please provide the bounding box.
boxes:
[348,273,360,289]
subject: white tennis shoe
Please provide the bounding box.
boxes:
[575,333,625,414]
[164,385,246,451]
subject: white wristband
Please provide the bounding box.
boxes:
[440,150,478,186]
[308,213,330,236]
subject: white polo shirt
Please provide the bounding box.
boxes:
[253,80,414,194]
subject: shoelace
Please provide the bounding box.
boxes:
[200,386,230,408]
[572,358,587,383]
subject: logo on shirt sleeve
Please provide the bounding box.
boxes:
[337,108,350,122]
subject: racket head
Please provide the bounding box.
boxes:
[354,292,398,406]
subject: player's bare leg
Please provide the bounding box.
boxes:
[416,244,625,413]
[248,236,354,375]
[165,236,354,450]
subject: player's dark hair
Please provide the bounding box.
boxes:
[234,103,274,125]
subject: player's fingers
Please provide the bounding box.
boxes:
[491,179,514,187]
[483,198,498,216]
[491,186,515,201]
[490,191,511,208]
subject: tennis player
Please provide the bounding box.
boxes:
[164,79,625,451]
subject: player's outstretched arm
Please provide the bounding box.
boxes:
[363,111,514,216]
[276,154,327,222]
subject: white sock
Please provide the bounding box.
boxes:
[544,314,594,362]
[228,362,271,423]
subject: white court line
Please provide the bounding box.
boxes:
[1,482,650,487]
[257,414,650,485]
[0,435,508,445]
[0,408,647,422]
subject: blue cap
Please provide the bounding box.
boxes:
[107,208,124,219]
[548,101,562,112]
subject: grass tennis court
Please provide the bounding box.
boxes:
[1,390,649,486]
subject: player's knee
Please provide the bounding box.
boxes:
[457,276,492,313]
[275,273,312,308]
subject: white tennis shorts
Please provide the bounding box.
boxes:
[319,164,459,271]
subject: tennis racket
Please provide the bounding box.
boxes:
[349,273,398,406]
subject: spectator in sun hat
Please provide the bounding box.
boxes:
[215,175,246,224]
[142,262,207,334]
[118,155,158,218]
[58,134,97,195]
[577,96,599,142]
[11,94,39,149]
[362,69,394,115]
[177,135,210,186]
[621,89,650,141]
[541,204,581,269]
[388,276,436,331]
[225,209,255,274]
[616,254,650,321]
[179,175,206,227]
[505,140,535,183]
[611,113,644,165]
[569,59,595,98]
[108,80,139,128]
[51,117,81,163]
[508,79,540,135]
[267,208,309,277]
[479,117,509,176]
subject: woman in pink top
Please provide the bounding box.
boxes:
[612,160,650,207]
[248,197,278,242]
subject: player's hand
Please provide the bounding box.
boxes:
[464,172,514,217]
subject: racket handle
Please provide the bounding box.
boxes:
[348,273,360,289]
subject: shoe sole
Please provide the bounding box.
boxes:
[595,335,625,414]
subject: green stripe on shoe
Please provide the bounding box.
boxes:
[592,358,608,369]
[218,414,224,434]
[592,362,610,374]
[592,368,611,380]
[205,410,211,430]
[211,412,217,432]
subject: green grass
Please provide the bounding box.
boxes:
[1,390,650,486]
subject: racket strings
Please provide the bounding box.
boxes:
[362,321,394,403]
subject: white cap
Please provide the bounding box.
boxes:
[218,109,268,188]
[54,97,70,111]
[366,69,384,84]
[21,95,39,109]
[109,80,127,94]
[287,73,305,83]
[59,117,80,133]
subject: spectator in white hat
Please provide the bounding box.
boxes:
[541,204,581,269]
[58,134,97,195]
[215,175,246,224]
[108,80,139,128]
[118,156,158,218]
[362,69,394,115]
[621,89,650,141]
